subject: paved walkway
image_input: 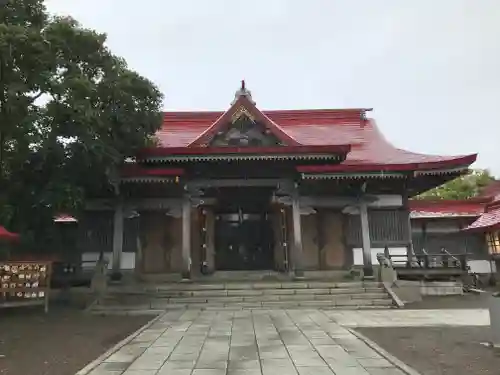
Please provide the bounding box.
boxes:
[87,309,408,375]
[324,308,489,328]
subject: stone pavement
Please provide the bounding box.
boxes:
[86,309,408,375]
[323,308,489,328]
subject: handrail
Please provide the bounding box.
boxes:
[388,252,469,271]
[441,248,460,264]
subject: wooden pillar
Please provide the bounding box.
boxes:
[181,196,191,279]
[359,201,373,278]
[316,209,326,269]
[111,202,124,276]
[292,192,304,278]
[204,208,216,273]
[406,209,414,267]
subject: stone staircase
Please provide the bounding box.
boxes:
[89,280,395,314]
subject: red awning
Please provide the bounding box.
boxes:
[463,207,500,232]
[0,226,20,241]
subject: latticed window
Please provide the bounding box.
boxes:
[486,232,500,255]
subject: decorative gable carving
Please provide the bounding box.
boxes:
[210,108,283,147]
[231,106,255,123]
[188,81,300,147]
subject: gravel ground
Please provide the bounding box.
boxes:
[357,326,500,375]
[0,304,152,375]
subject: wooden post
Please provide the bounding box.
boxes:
[181,196,191,280]
[205,208,216,274]
[359,201,373,278]
[292,192,304,278]
[406,209,414,267]
[111,202,124,276]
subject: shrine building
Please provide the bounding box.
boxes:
[79,82,477,280]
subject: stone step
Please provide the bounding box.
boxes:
[91,280,393,313]
[101,291,389,305]
[156,296,392,307]
[112,281,382,293]
[90,298,394,313]
[105,287,384,299]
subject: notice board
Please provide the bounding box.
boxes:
[0,261,52,313]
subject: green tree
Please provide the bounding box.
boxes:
[416,169,495,200]
[0,0,163,247]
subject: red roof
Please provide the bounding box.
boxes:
[189,94,300,147]
[464,207,500,232]
[152,108,475,171]
[459,180,500,231]
[409,199,487,219]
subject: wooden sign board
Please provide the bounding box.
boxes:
[0,261,52,313]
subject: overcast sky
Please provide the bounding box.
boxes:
[45,0,500,176]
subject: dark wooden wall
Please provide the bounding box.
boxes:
[345,209,411,247]
[77,211,139,255]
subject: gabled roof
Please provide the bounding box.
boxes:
[153,106,476,171]
[188,84,300,147]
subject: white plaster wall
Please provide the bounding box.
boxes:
[369,195,403,208]
[81,252,135,270]
[426,221,461,233]
[468,260,497,274]
[352,247,407,266]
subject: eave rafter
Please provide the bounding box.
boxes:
[145,153,343,163]
[120,177,180,184]
[298,164,472,181]
[300,172,406,180]
[413,166,470,176]
[120,166,184,184]
[138,145,351,164]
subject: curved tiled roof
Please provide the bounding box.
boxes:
[409,199,487,219]
[155,108,476,170]
[461,181,500,232]
[464,207,500,232]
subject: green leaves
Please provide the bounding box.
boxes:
[0,0,163,246]
[416,169,495,200]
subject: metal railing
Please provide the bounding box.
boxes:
[388,251,468,271]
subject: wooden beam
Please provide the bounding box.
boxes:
[187,178,292,189]
[300,195,403,208]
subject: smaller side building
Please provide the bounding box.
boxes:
[409,198,492,274]
[462,187,500,272]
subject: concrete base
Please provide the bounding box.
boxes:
[489,294,500,347]
[391,280,463,304]
[420,281,464,296]
[392,281,423,304]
